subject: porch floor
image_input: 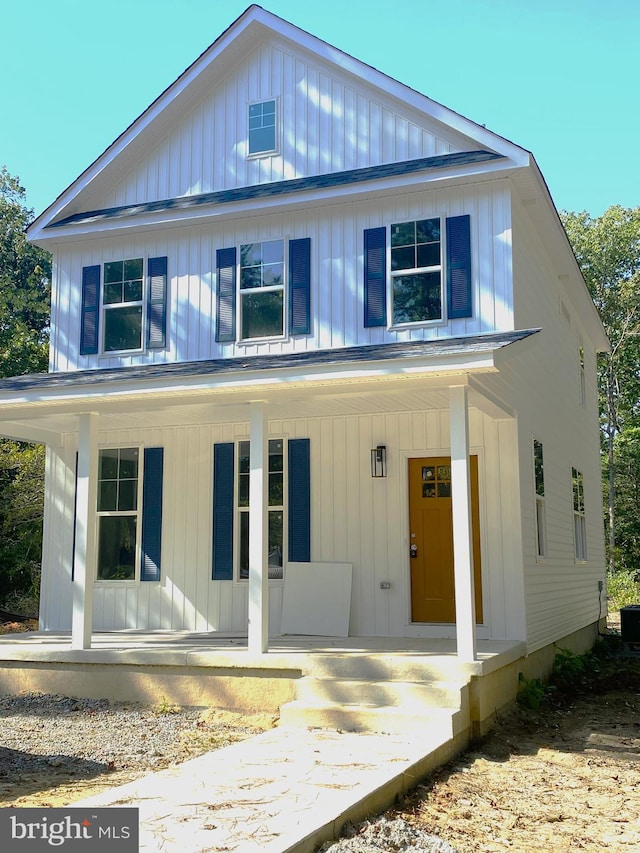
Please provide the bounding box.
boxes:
[0,630,526,678]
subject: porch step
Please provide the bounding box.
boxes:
[278,675,469,735]
[293,677,464,710]
[303,652,469,683]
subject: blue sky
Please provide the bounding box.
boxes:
[1,0,637,218]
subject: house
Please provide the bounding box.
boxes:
[4,6,607,679]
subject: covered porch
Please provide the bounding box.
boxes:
[0,333,535,665]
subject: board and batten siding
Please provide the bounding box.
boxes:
[484,197,606,653]
[49,182,513,372]
[96,40,466,211]
[39,404,523,639]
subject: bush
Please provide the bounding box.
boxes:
[607,569,640,610]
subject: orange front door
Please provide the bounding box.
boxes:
[409,456,483,623]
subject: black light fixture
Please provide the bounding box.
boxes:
[371,445,387,478]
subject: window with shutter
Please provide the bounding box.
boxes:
[212,438,310,581]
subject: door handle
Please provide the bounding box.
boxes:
[410,544,418,558]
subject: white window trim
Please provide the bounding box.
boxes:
[388,216,447,329]
[101,258,147,356]
[237,239,287,343]
[95,446,143,584]
[247,97,279,159]
[533,439,547,559]
[578,338,586,407]
[572,467,587,562]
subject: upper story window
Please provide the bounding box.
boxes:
[248,99,277,156]
[215,238,311,343]
[391,218,442,324]
[578,340,586,406]
[364,215,472,330]
[80,257,167,357]
[240,240,285,339]
[103,259,144,352]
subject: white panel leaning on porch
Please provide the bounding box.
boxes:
[281,563,353,636]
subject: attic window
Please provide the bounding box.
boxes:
[248,99,277,155]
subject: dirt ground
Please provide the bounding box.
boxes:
[1,619,639,852]
[392,680,640,852]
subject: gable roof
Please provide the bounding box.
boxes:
[27,4,529,243]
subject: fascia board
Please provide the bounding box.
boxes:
[0,422,63,446]
[28,6,529,243]
[0,351,498,412]
[34,159,518,245]
[26,8,262,242]
[524,159,609,353]
[261,8,530,165]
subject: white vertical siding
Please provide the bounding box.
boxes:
[100,40,464,209]
[50,182,513,372]
[40,402,519,638]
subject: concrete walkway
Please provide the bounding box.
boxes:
[74,724,461,853]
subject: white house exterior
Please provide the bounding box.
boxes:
[5,5,607,661]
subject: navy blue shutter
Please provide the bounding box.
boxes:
[446,215,472,319]
[147,256,168,349]
[212,443,234,580]
[80,265,100,355]
[289,238,311,335]
[288,438,311,562]
[141,447,164,581]
[364,227,387,327]
[216,247,236,342]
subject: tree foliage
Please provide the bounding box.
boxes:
[561,206,640,572]
[0,167,51,613]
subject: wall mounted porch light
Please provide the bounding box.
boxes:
[371,445,387,478]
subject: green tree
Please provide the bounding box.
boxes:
[0,166,51,376]
[561,206,640,572]
[0,167,51,613]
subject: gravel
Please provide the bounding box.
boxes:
[0,693,257,785]
[320,818,460,853]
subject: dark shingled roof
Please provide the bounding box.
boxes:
[48,150,504,228]
[0,330,539,393]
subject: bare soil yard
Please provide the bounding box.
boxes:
[1,620,639,852]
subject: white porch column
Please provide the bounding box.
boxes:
[72,412,98,650]
[449,385,477,662]
[248,401,269,654]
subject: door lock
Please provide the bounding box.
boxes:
[410,544,418,558]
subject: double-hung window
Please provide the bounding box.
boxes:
[578,341,586,406]
[237,438,285,580]
[97,448,140,580]
[364,214,472,329]
[572,467,587,561]
[103,259,144,352]
[533,440,547,557]
[240,240,285,339]
[248,99,277,155]
[391,219,442,324]
[80,256,168,356]
[215,238,311,343]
